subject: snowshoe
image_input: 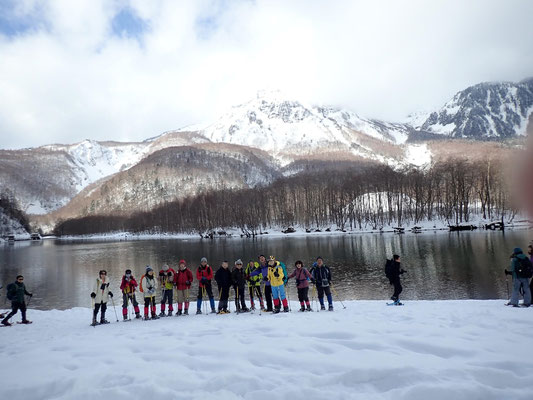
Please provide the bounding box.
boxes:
[90,318,98,326]
[320,305,326,311]
[241,307,250,312]
[135,313,142,319]
[151,315,160,320]
[210,309,217,314]
[176,310,182,316]
[328,305,334,312]
[283,306,290,313]
[216,310,226,315]
[250,306,256,311]
[123,315,128,321]
[159,312,166,317]
[19,320,33,324]
[306,305,312,312]
[143,315,151,321]
[299,306,305,312]
[386,301,404,306]
[1,321,12,327]
[100,319,110,324]
[184,309,189,315]
[196,309,202,315]
[273,308,280,314]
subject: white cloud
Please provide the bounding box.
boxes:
[1,0,532,149]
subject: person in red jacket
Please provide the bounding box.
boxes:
[174,259,193,315]
[159,264,176,317]
[196,257,216,314]
[120,269,141,320]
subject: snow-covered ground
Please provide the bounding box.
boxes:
[1,300,532,400]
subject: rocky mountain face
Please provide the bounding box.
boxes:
[411,78,533,139]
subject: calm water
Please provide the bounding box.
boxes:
[1,229,531,310]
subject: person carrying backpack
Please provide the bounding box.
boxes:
[120,269,141,320]
[505,247,532,307]
[215,261,233,314]
[196,257,216,314]
[310,257,334,311]
[267,256,289,313]
[159,264,176,317]
[2,275,33,326]
[245,260,264,311]
[250,255,272,311]
[232,259,249,312]
[287,260,313,311]
[90,270,113,326]
[174,259,193,315]
[385,254,406,305]
[140,266,159,320]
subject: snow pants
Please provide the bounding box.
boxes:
[122,293,140,317]
[391,277,403,301]
[176,289,190,311]
[317,286,333,306]
[197,283,215,311]
[218,286,231,311]
[144,296,157,316]
[2,301,27,323]
[93,301,107,320]
[271,284,288,310]
[510,277,532,306]
[160,289,174,312]
[264,284,273,311]
[248,285,263,309]
[297,287,310,302]
[234,284,246,310]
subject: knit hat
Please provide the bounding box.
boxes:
[146,266,153,273]
[201,257,208,263]
[162,264,169,271]
[235,259,243,265]
[513,247,523,255]
[179,259,186,266]
[125,269,132,275]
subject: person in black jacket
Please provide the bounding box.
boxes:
[311,257,334,311]
[215,261,233,314]
[232,259,249,312]
[2,275,33,326]
[386,254,406,304]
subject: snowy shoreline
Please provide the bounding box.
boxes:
[1,300,532,400]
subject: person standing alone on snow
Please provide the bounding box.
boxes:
[311,257,334,311]
[196,257,216,314]
[288,260,313,311]
[505,247,532,307]
[385,254,406,305]
[2,275,33,326]
[174,259,193,315]
[90,270,113,325]
[120,269,141,320]
[159,264,175,317]
[140,266,159,320]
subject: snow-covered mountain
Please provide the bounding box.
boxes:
[411,78,533,139]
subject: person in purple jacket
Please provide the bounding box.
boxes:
[250,255,272,311]
[287,260,313,312]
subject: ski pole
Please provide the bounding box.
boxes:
[285,283,291,312]
[91,297,95,327]
[26,294,33,308]
[312,284,319,312]
[236,286,239,314]
[505,274,510,300]
[204,286,209,315]
[111,294,119,322]
[331,285,347,309]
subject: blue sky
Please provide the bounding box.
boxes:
[0,0,532,149]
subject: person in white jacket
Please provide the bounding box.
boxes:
[90,270,113,325]
[140,266,159,320]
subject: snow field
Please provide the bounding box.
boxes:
[1,300,532,400]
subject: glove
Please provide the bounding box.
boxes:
[167,272,172,277]
[201,277,208,283]
[504,269,512,276]
[108,291,113,298]
[90,292,96,298]
[400,269,407,274]
[274,271,279,278]
[148,288,155,295]
[311,278,315,284]
[159,271,165,277]
[100,284,107,290]
[185,280,191,286]
[29,293,33,297]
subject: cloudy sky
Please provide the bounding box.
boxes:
[1,0,532,149]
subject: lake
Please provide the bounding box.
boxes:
[1,229,531,310]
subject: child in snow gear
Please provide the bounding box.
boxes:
[245,260,264,310]
[215,261,233,314]
[140,266,159,319]
[505,247,532,307]
[385,255,406,305]
[251,255,272,311]
[174,259,193,315]
[288,260,313,311]
[311,257,334,311]
[120,269,141,320]
[196,257,216,314]
[159,264,176,316]
[90,270,112,325]
[2,275,33,326]
[232,259,249,312]
[267,256,289,313]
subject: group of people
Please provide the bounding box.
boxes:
[88,255,336,325]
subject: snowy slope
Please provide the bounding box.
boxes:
[1,301,532,400]
[411,78,533,139]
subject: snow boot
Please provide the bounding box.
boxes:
[159,312,166,317]
[152,314,160,320]
[143,316,151,321]
[242,307,250,312]
[135,312,142,319]
[210,308,217,314]
[123,314,128,321]
[100,319,110,324]
[2,320,12,326]
[196,309,202,315]
[20,320,32,324]
[177,310,182,316]
[184,309,189,315]
[283,306,290,313]
[167,311,173,317]
[306,305,312,312]
[91,317,98,326]
[328,304,334,312]
[320,304,326,311]
[299,306,305,312]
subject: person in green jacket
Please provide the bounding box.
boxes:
[245,260,264,310]
[2,275,33,326]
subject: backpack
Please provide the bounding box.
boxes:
[6,283,16,301]
[516,257,533,279]
[384,259,393,279]
[139,274,145,292]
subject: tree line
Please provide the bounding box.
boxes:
[0,192,31,234]
[53,158,518,236]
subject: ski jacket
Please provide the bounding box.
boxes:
[196,265,214,288]
[251,262,270,286]
[510,253,529,279]
[215,267,233,290]
[120,276,138,294]
[93,277,110,303]
[6,281,30,303]
[388,261,403,281]
[311,265,332,288]
[267,263,285,287]
[232,268,246,289]
[140,274,158,298]
[175,268,194,290]
[245,262,262,287]
[288,268,313,289]
[159,268,176,290]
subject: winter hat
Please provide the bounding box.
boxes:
[258,254,266,259]
[125,269,132,275]
[201,257,208,263]
[316,256,323,261]
[179,259,186,266]
[513,247,523,255]
[99,270,107,275]
[146,266,153,273]
[162,264,169,271]
[235,259,243,265]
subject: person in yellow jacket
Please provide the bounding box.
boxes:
[267,256,289,313]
